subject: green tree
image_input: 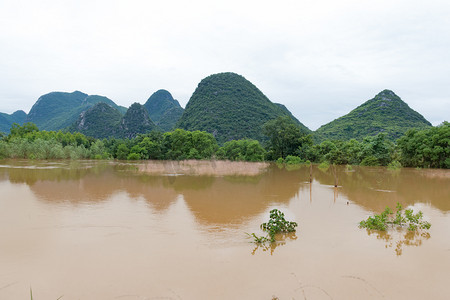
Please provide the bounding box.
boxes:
[217,139,265,161]
[8,122,39,139]
[116,143,130,160]
[397,121,449,168]
[263,116,307,159]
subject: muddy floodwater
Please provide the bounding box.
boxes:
[0,160,449,299]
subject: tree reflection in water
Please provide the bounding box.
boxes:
[365,229,431,256]
[250,232,298,255]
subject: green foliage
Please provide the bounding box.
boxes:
[263,116,309,159]
[1,123,98,160]
[8,122,39,139]
[143,89,184,132]
[127,152,141,160]
[359,202,431,231]
[116,144,130,160]
[120,103,157,139]
[318,161,330,170]
[164,129,218,160]
[68,102,123,139]
[26,91,125,131]
[0,110,27,133]
[387,160,402,170]
[247,209,298,244]
[246,232,270,244]
[260,209,298,242]
[314,90,432,142]
[284,155,302,165]
[216,139,265,161]
[397,121,450,168]
[176,72,309,145]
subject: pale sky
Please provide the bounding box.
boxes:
[0,0,449,130]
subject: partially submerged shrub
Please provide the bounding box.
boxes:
[318,161,330,170]
[247,209,298,244]
[359,202,431,231]
[388,160,402,170]
[284,155,302,165]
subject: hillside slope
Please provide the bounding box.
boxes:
[0,110,27,133]
[314,90,432,141]
[69,102,123,138]
[143,89,184,131]
[176,72,309,144]
[26,91,126,131]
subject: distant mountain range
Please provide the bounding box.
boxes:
[0,73,433,143]
[25,91,128,131]
[0,110,27,133]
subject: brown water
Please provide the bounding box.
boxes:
[0,160,449,299]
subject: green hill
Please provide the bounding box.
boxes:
[176,72,309,144]
[143,89,184,131]
[25,91,126,131]
[69,102,157,139]
[69,102,123,138]
[120,103,157,139]
[274,103,308,129]
[314,90,432,142]
[0,110,27,133]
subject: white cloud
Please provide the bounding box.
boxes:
[0,0,449,129]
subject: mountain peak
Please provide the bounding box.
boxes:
[144,89,183,131]
[314,90,431,141]
[376,89,397,97]
[26,91,123,131]
[176,72,309,144]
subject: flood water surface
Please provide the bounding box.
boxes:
[0,160,449,299]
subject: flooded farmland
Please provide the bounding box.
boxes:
[0,160,449,299]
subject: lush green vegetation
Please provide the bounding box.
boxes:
[120,103,157,139]
[263,116,310,160]
[248,209,298,244]
[69,102,157,139]
[143,89,184,132]
[26,91,127,131]
[0,123,107,160]
[359,202,431,231]
[216,139,265,162]
[0,121,448,169]
[0,110,27,133]
[397,121,450,168]
[68,102,123,138]
[176,72,310,145]
[314,90,432,142]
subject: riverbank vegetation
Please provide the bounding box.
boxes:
[0,120,448,168]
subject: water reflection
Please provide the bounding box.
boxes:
[313,165,450,212]
[364,228,431,256]
[1,160,449,299]
[0,160,304,226]
[250,232,298,255]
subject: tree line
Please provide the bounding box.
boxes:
[0,118,448,169]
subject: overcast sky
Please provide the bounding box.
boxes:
[1,0,449,130]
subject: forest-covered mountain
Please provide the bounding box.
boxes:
[120,103,157,138]
[1,78,435,146]
[143,89,184,132]
[0,110,27,133]
[313,90,432,142]
[69,102,156,139]
[176,72,310,144]
[25,91,127,131]
[69,102,123,138]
